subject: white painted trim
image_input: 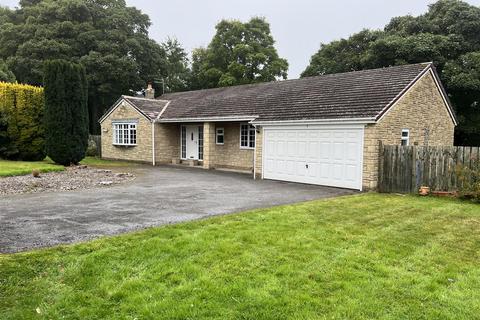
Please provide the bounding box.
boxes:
[252,118,376,126]
[156,100,171,121]
[215,127,225,145]
[376,67,457,126]
[157,116,258,123]
[358,126,365,192]
[151,122,156,166]
[376,64,432,123]
[401,128,410,146]
[429,69,458,126]
[239,123,256,150]
[99,97,152,124]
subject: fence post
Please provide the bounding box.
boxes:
[378,140,384,192]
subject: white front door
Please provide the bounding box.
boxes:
[185,125,199,160]
[263,125,364,190]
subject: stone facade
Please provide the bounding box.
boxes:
[362,71,455,190]
[254,127,263,179]
[100,101,153,163]
[101,71,454,190]
[210,122,254,171]
[154,123,180,164]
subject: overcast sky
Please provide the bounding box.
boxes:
[1,0,480,78]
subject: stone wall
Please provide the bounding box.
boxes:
[363,71,456,190]
[211,122,254,171]
[254,127,263,179]
[154,123,180,164]
[100,101,153,163]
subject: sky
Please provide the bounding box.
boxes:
[1,0,480,78]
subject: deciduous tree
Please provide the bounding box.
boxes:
[302,0,480,145]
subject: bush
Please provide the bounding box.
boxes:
[0,82,45,161]
[456,159,480,202]
[44,60,89,165]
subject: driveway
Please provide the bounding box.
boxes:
[0,166,355,253]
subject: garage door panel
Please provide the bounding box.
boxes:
[263,126,363,190]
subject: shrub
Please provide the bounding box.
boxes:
[0,82,45,161]
[456,159,480,202]
[44,60,89,165]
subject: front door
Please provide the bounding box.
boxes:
[185,125,199,160]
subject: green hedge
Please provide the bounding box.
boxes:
[0,82,45,161]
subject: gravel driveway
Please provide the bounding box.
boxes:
[0,166,355,253]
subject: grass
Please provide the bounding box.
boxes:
[79,156,137,168]
[0,159,64,177]
[1,194,480,319]
[0,157,135,177]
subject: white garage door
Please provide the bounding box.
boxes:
[263,125,364,190]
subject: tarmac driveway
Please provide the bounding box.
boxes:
[0,166,355,253]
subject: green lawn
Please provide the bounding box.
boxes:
[0,159,64,177]
[1,194,479,319]
[0,157,135,177]
[79,156,137,168]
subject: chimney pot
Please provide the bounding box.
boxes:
[145,82,155,99]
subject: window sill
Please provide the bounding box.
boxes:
[216,143,224,145]
[240,147,255,150]
[113,144,137,147]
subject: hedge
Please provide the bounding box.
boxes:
[0,82,45,161]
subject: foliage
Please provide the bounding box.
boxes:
[0,81,45,161]
[0,59,15,82]
[1,194,480,319]
[161,37,191,93]
[456,158,480,202]
[190,17,288,89]
[44,60,88,165]
[302,0,480,146]
[0,159,63,177]
[79,156,137,167]
[0,0,168,133]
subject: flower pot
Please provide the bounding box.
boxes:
[419,186,430,196]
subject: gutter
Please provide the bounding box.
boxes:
[156,116,258,123]
[251,117,376,126]
[151,122,156,166]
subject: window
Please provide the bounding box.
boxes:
[181,125,187,159]
[240,124,255,149]
[216,128,224,145]
[198,125,204,160]
[401,129,410,146]
[113,122,137,146]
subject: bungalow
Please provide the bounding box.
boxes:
[99,62,457,190]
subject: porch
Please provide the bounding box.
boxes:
[154,121,259,173]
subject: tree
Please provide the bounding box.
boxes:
[0,82,45,161]
[160,38,191,93]
[0,59,15,82]
[302,0,480,146]
[190,17,288,89]
[44,60,89,165]
[0,0,167,133]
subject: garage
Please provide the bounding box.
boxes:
[262,125,364,190]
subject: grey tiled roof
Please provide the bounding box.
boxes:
[122,96,169,120]
[159,63,431,121]
[102,63,440,123]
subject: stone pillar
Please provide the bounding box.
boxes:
[203,122,216,169]
[254,126,263,179]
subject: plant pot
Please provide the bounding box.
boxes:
[419,186,430,196]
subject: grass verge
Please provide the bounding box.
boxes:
[0,159,64,177]
[1,194,479,319]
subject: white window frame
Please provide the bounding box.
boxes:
[401,129,410,146]
[240,123,255,149]
[216,127,225,145]
[113,122,137,146]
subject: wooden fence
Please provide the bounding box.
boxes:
[378,143,480,193]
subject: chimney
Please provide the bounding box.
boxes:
[145,82,155,99]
